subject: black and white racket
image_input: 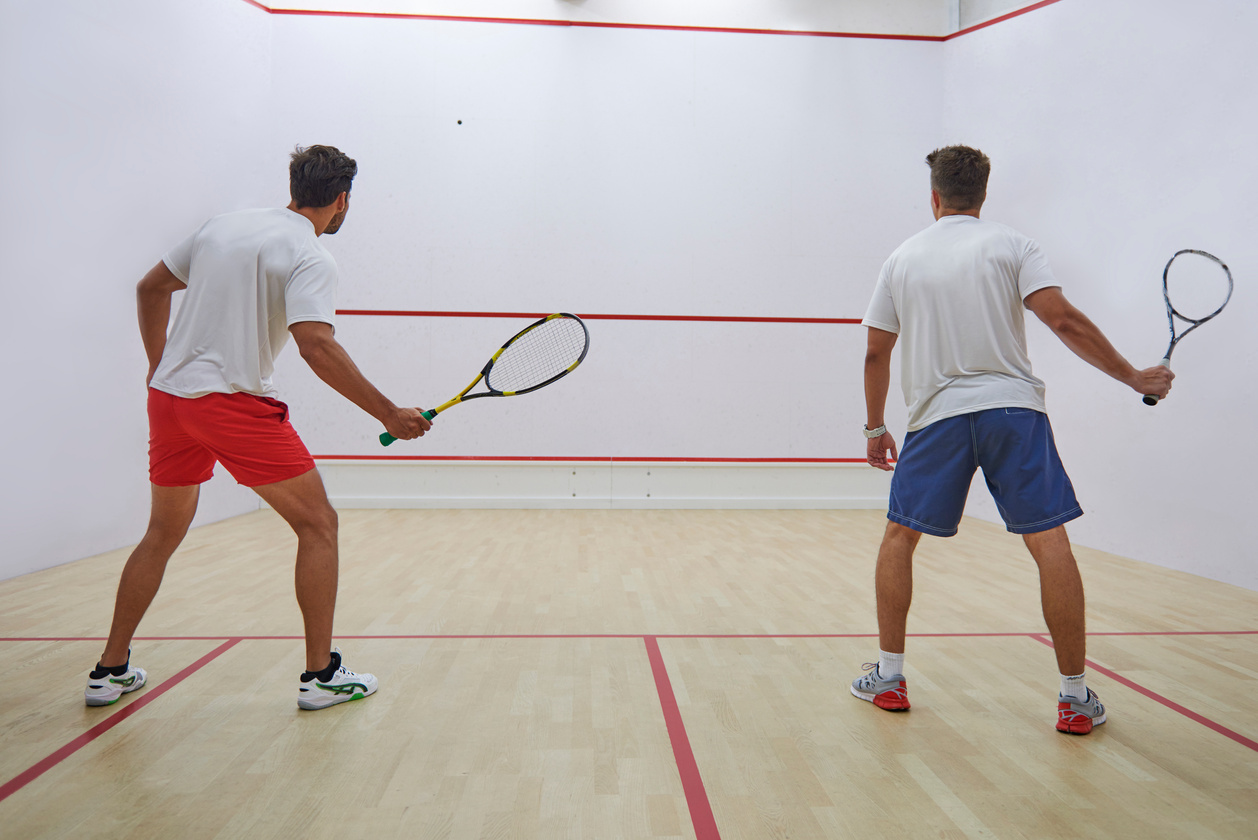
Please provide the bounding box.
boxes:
[1143,249,1232,406]
[380,313,589,445]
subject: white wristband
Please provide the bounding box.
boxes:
[863,424,887,439]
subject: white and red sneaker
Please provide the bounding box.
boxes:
[850,662,910,711]
[1057,688,1107,734]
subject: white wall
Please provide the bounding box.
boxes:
[3,0,1250,591]
[265,15,936,463]
[943,0,1256,588]
[0,0,270,580]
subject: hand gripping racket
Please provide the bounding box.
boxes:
[380,312,589,445]
[1143,249,1233,406]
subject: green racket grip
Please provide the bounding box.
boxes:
[1142,358,1171,406]
[378,408,438,446]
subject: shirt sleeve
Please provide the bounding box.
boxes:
[161,228,197,284]
[285,249,339,329]
[1018,238,1060,300]
[861,260,900,334]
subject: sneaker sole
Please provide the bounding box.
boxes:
[297,686,377,711]
[1057,711,1106,735]
[850,685,910,711]
[85,676,147,707]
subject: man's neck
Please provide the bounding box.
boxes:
[286,201,331,235]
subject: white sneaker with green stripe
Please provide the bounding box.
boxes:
[85,657,148,706]
[298,649,378,710]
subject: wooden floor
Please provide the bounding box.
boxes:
[1,509,1254,839]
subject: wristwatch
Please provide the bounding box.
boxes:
[863,424,887,439]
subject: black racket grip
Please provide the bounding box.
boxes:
[1143,358,1171,406]
[379,408,438,445]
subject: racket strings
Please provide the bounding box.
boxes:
[487,317,588,393]
[1165,249,1233,326]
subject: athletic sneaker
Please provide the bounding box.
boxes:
[84,656,148,706]
[850,662,910,711]
[298,649,378,710]
[1057,687,1106,734]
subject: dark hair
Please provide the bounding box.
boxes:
[925,145,990,210]
[289,145,357,208]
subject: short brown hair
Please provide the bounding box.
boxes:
[925,145,990,210]
[289,145,357,208]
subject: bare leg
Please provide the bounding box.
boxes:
[100,484,201,667]
[252,468,339,672]
[876,522,923,654]
[1022,525,1086,675]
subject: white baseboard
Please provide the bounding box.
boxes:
[314,460,892,510]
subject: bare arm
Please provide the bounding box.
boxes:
[864,327,899,471]
[288,321,431,441]
[1024,287,1173,398]
[137,261,187,385]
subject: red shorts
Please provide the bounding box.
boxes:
[148,388,316,488]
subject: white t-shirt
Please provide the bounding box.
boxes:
[862,215,1060,431]
[151,208,339,399]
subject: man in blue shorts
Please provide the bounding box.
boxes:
[850,145,1173,734]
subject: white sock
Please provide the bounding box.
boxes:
[1060,672,1087,701]
[879,650,905,679]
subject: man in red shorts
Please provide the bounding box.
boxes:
[85,145,430,710]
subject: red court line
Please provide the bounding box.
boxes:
[3,630,1255,643]
[0,638,243,805]
[644,637,721,840]
[337,309,862,325]
[1029,635,1258,753]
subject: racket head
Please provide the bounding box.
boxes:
[483,313,589,395]
[1163,249,1233,327]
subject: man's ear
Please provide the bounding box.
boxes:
[335,191,348,212]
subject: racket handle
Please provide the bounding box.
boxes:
[378,408,438,446]
[1142,358,1171,406]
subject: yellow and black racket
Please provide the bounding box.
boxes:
[380,312,589,445]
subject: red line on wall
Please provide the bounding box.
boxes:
[243,0,1067,41]
[337,309,861,325]
[311,455,867,463]
[247,2,944,42]
[0,639,243,805]
[943,0,1068,40]
[1029,635,1258,753]
[644,636,722,840]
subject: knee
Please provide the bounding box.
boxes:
[304,505,338,544]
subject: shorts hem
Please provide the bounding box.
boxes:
[235,462,317,489]
[149,477,209,488]
[1005,506,1084,535]
[887,511,958,538]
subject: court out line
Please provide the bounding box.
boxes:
[645,636,722,840]
[242,0,1067,43]
[1029,634,1258,753]
[0,638,243,805]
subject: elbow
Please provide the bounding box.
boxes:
[298,341,327,369]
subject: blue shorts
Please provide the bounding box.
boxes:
[888,408,1082,537]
